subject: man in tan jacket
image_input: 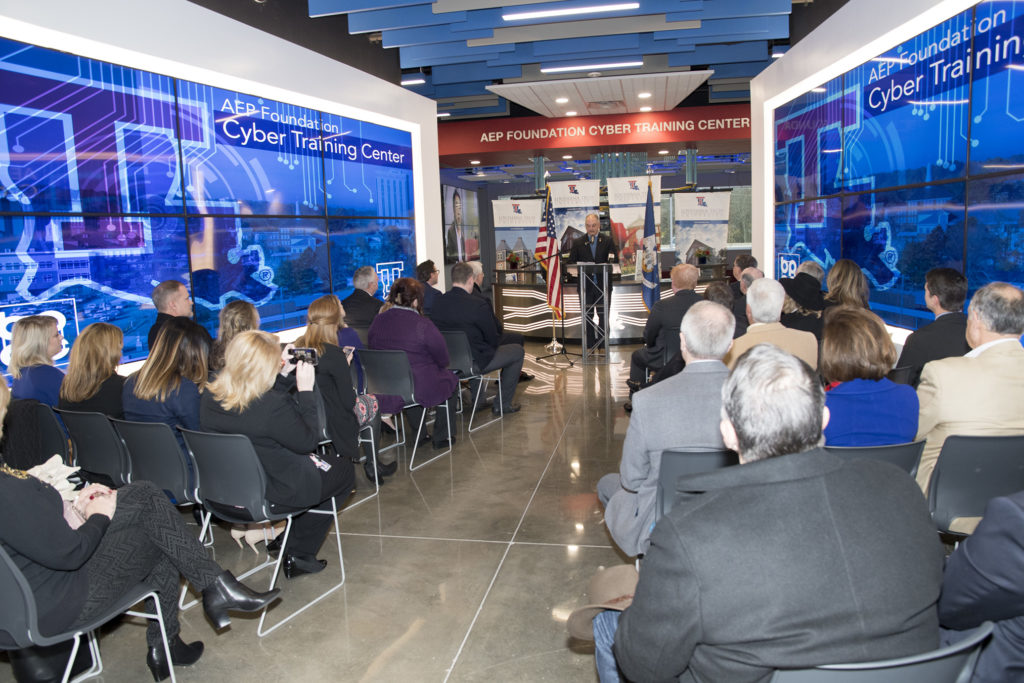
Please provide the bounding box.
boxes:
[915,282,1024,492]
[723,277,818,370]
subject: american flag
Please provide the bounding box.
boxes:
[534,186,563,319]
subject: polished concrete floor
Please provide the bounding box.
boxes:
[1,342,636,682]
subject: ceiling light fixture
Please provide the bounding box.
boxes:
[503,2,638,22]
[565,110,578,116]
[811,87,827,93]
[470,160,480,165]
[658,150,669,155]
[639,106,652,112]
[562,155,573,159]
[555,96,569,104]
[437,112,451,118]
[401,78,425,86]
[541,61,643,74]
[638,92,652,99]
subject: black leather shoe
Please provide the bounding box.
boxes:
[283,554,328,579]
[416,431,432,445]
[433,436,455,449]
[493,402,521,416]
[364,459,397,483]
[266,536,282,558]
[146,636,203,682]
[201,570,281,630]
[519,370,534,382]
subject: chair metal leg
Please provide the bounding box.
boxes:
[410,403,452,472]
[378,410,406,454]
[468,374,502,433]
[66,631,101,683]
[257,502,345,637]
[345,426,379,511]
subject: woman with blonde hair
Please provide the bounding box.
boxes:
[9,314,65,407]
[824,259,870,309]
[209,301,260,373]
[201,330,354,578]
[122,317,209,460]
[58,322,126,417]
[295,295,392,483]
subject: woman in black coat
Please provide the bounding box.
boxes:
[200,330,354,577]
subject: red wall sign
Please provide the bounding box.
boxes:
[438,104,750,156]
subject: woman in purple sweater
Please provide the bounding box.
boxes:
[368,278,458,448]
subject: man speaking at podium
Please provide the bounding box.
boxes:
[568,213,618,349]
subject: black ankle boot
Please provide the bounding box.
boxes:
[146,635,203,682]
[201,570,281,630]
[283,554,328,579]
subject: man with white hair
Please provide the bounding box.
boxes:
[341,265,382,328]
[598,301,734,557]
[723,277,817,369]
[915,281,1024,492]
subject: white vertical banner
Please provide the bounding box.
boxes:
[547,180,601,252]
[673,192,731,266]
[492,199,544,265]
[607,175,661,280]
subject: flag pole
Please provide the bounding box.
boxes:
[545,310,563,353]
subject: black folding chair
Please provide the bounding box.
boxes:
[825,440,925,478]
[929,434,1024,538]
[0,544,176,683]
[359,349,453,472]
[35,402,70,465]
[54,409,130,487]
[442,330,502,432]
[656,448,738,520]
[886,365,916,385]
[110,418,194,505]
[769,620,993,682]
[179,428,344,637]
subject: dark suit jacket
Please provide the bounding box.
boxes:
[897,312,969,386]
[122,375,201,448]
[147,312,213,351]
[643,289,702,351]
[313,344,359,461]
[421,282,441,316]
[430,287,499,370]
[341,289,383,329]
[200,375,333,507]
[732,293,749,337]
[615,449,943,682]
[567,232,618,270]
[939,491,1024,683]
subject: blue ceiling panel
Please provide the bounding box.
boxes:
[308,0,421,17]
[347,5,465,33]
[708,60,773,79]
[668,0,791,21]
[383,24,492,48]
[432,62,524,84]
[654,15,789,42]
[531,34,641,56]
[668,42,768,67]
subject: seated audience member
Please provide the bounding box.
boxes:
[123,317,209,457]
[368,278,459,448]
[897,267,970,386]
[597,301,734,556]
[729,254,757,299]
[939,490,1024,682]
[147,279,213,351]
[780,271,826,340]
[467,260,533,382]
[296,294,392,483]
[431,262,524,415]
[821,307,918,446]
[58,322,126,418]
[825,258,870,309]
[627,264,701,392]
[338,297,367,393]
[201,331,354,577]
[416,259,442,316]
[341,265,383,329]
[723,278,818,369]
[915,281,1024,491]
[209,300,259,374]
[594,344,944,683]
[0,378,279,682]
[9,315,65,407]
[797,259,825,283]
[732,266,763,337]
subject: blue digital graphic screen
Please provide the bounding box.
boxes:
[0,36,417,367]
[774,0,1023,329]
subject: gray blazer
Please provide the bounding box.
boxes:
[604,360,729,557]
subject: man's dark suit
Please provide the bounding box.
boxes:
[896,312,969,386]
[615,450,943,682]
[342,289,383,329]
[421,282,441,316]
[430,287,523,411]
[940,491,1024,683]
[629,289,701,383]
[147,312,213,352]
[567,233,618,348]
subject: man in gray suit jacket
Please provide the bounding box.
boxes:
[598,300,734,557]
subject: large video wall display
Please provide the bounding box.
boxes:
[0,35,416,367]
[774,0,1024,330]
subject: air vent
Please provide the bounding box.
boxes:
[585,100,627,114]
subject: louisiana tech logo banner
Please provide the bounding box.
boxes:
[607,176,662,280]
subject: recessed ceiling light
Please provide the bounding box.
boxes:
[541,61,643,74]
[811,87,827,93]
[503,2,638,22]
[638,92,652,99]
[639,106,652,112]
[562,155,573,159]
[437,112,451,118]
[565,110,577,116]
[555,97,569,104]
[658,150,669,155]
[470,160,480,165]
[401,78,425,86]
